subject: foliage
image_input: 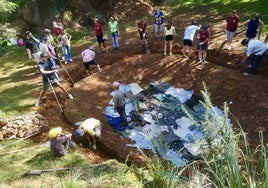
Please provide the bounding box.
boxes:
[0,0,17,14]
[0,23,20,44]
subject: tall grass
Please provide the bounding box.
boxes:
[129,84,268,187]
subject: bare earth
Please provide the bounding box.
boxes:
[33,2,268,166]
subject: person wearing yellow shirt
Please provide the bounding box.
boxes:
[74,118,102,150]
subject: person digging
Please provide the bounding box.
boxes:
[74,118,102,150]
[81,46,102,76]
[35,53,73,107]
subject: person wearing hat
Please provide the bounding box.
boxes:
[196,25,210,67]
[112,81,129,128]
[241,38,268,76]
[49,127,74,157]
[108,16,120,50]
[35,52,73,106]
[25,31,41,63]
[81,46,102,76]
[94,18,108,54]
[74,118,102,150]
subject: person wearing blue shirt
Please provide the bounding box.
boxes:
[154,6,165,40]
[35,53,73,106]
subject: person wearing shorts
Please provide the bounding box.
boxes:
[35,53,73,106]
[197,25,210,66]
[81,46,102,76]
[225,10,240,51]
[164,21,176,55]
[182,21,201,58]
[94,18,107,53]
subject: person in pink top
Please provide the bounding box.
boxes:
[196,25,210,67]
[94,18,107,54]
[81,46,102,76]
[225,10,240,51]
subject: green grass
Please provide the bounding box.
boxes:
[165,0,268,34]
[0,46,41,119]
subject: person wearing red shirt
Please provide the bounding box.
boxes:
[138,20,147,45]
[94,18,107,54]
[197,25,210,67]
[225,10,240,51]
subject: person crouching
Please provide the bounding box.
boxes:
[74,118,102,150]
[48,127,75,157]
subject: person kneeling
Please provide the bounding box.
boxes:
[74,118,102,150]
[48,127,75,157]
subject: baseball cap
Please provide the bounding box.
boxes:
[40,53,47,58]
[75,129,84,138]
[25,31,31,35]
[191,21,197,25]
[89,46,95,51]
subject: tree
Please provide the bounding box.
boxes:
[0,0,18,45]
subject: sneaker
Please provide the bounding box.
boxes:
[69,59,73,62]
[169,52,173,55]
[227,46,231,51]
[99,68,103,72]
[68,94,74,99]
[35,100,40,107]
[65,61,68,64]
[243,72,251,76]
[164,52,167,56]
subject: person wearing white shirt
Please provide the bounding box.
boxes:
[241,38,268,76]
[182,21,201,58]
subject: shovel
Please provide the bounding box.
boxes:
[29,164,101,175]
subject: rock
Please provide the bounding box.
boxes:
[0,120,8,127]
[0,133,3,140]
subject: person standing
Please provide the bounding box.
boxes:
[164,21,176,56]
[182,21,201,58]
[138,20,148,46]
[25,31,40,63]
[94,18,107,54]
[242,13,264,40]
[58,30,73,64]
[81,46,102,76]
[74,118,102,150]
[35,53,73,106]
[241,38,268,76]
[197,25,210,67]
[225,10,240,51]
[112,82,129,127]
[108,16,120,50]
[154,6,165,40]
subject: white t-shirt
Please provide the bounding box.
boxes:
[183,25,200,41]
[247,39,268,57]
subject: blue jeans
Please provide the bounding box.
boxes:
[116,104,128,127]
[248,50,267,74]
[63,45,72,61]
[110,32,119,49]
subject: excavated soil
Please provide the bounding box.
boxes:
[33,2,268,166]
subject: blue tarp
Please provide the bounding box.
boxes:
[105,81,231,167]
